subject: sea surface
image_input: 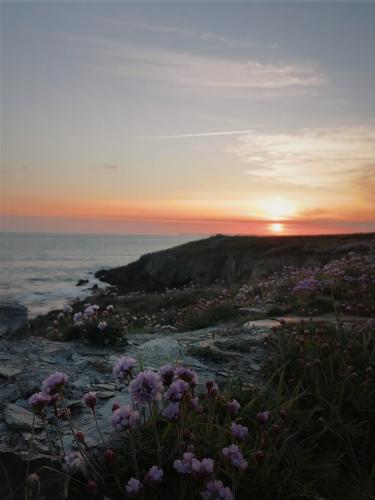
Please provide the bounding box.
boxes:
[0,232,201,318]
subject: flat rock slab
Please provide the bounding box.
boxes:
[0,366,23,378]
[97,391,116,399]
[96,383,117,391]
[4,403,43,431]
[243,319,280,330]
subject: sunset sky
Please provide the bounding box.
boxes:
[1,2,375,235]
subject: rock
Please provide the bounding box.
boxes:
[0,302,29,339]
[76,278,89,286]
[0,385,21,404]
[0,444,64,500]
[96,383,117,391]
[97,391,116,399]
[0,365,22,379]
[4,404,43,431]
[243,319,281,330]
[95,233,375,292]
[238,307,264,315]
[66,400,85,415]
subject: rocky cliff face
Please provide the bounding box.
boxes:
[96,233,375,292]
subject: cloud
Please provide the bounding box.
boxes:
[67,36,324,92]
[103,164,120,170]
[228,124,375,193]
[110,20,279,50]
[132,129,255,140]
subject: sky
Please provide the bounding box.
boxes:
[1,1,375,236]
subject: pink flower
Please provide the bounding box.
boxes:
[165,379,189,402]
[230,422,248,441]
[174,453,214,476]
[125,478,143,496]
[144,465,164,484]
[83,391,97,409]
[159,365,174,386]
[195,458,214,475]
[111,405,139,431]
[41,372,68,395]
[173,452,196,474]
[226,399,240,417]
[206,380,219,398]
[189,397,203,413]
[129,370,163,404]
[222,444,248,470]
[29,392,50,413]
[163,402,180,421]
[63,452,83,474]
[73,312,82,324]
[256,411,271,425]
[201,480,233,500]
[174,366,198,386]
[113,356,137,380]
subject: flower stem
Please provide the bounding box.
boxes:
[129,430,139,478]
[93,410,105,444]
[25,415,35,500]
[53,405,65,455]
[148,402,162,468]
[61,397,102,477]
[41,414,55,458]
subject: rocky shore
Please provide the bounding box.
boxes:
[96,233,375,293]
[1,233,374,499]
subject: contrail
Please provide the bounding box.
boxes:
[131,129,254,140]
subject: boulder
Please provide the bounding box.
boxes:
[0,303,29,339]
[0,366,22,379]
[0,444,63,500]
[4,404,43,431]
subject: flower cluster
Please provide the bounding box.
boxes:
[174,452,214,476]
[113,356,137,380]
[111,405,140,431]
[41,372,68,395]
[129,370,163,404]
[230,422,248,441]
[222,444,248,470]
[201,480,233,500]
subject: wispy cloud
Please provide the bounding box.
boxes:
[132,129,256,140]
[228,124,375,194]
[67,36,324,92]
[110,20,278,50]
[103,163,121,170]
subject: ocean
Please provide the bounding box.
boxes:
[0,232,201,318]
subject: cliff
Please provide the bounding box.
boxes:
[95,233,375,292]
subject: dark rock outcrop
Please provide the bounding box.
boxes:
[0,445,63,500]
[0,303,29,339]
[96,233,375,293]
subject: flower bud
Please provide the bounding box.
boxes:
[75,431,86,443]
[254,450,266,466]
[105,448,115,461]
[27,474,40,486]
[87,481,97,493]
[112,403,120,412]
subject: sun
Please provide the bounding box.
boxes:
[256,198,296,220]
[270,223,284,233]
